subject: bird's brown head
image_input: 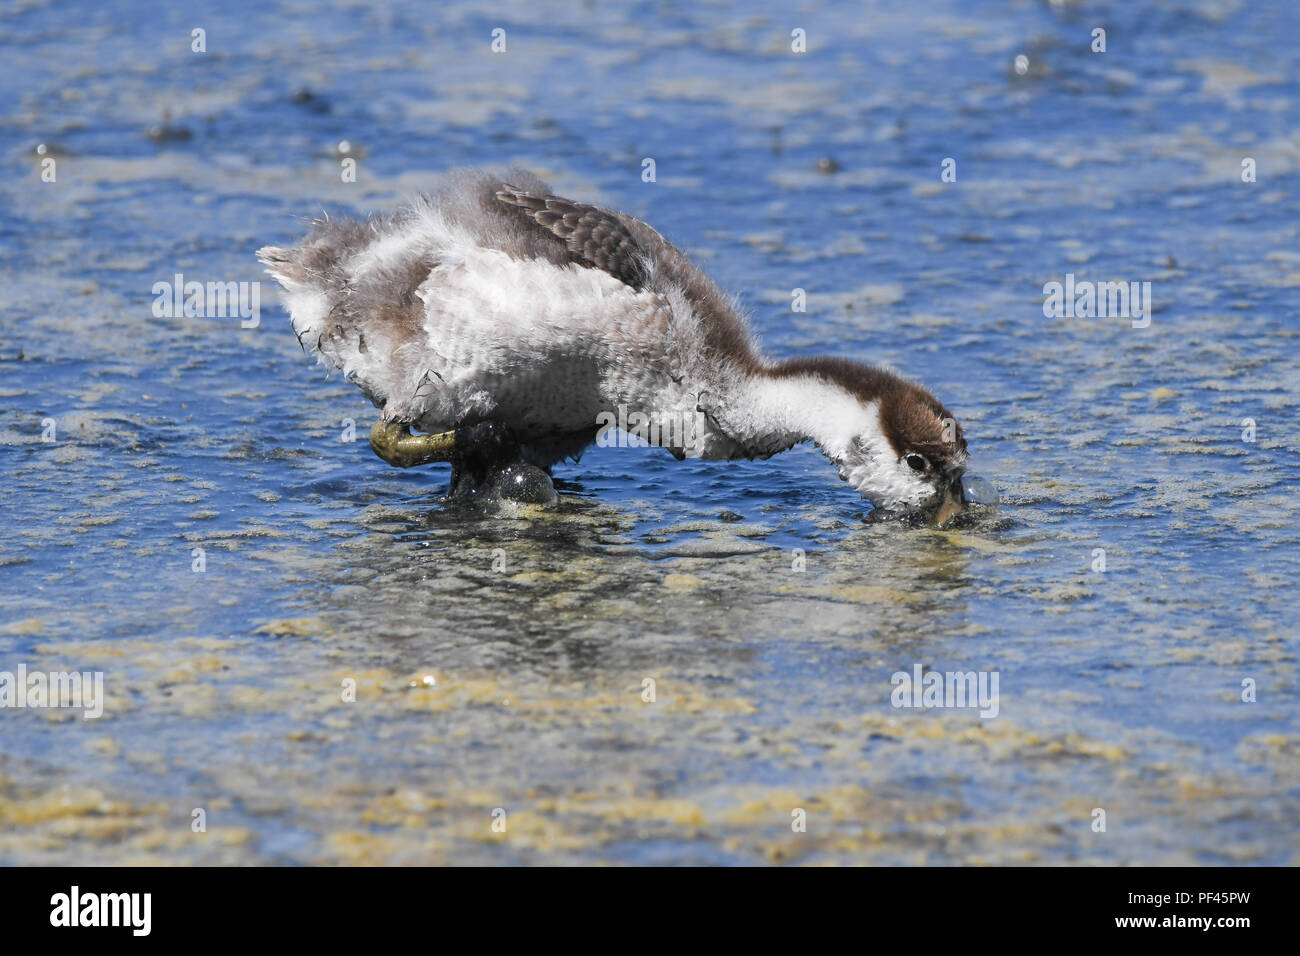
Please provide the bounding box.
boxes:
[872,381,970,520]
[778,357,971,517]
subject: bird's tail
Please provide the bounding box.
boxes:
[256,242,338,364]
[256,245,307,287]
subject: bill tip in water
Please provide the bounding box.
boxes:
[932,474,999,527]
[959,474,999,507]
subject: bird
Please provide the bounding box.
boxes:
[258,167,992,520]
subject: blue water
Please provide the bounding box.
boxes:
[0,0,1297,864]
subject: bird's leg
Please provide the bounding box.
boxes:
[368,420,459,468]
[450,421,521,474]
[368,420,518,468]
[444,421,524,495]
[369,419,556,505]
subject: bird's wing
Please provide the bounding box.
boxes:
[494,185,655,291]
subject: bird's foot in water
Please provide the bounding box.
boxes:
[369,419,557,506]
[446,422,558,506]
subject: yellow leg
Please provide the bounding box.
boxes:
[369,420,458,468]
[368,419,556,506]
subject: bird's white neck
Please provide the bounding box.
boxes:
[717,370,880,461]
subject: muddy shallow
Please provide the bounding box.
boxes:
[1,0,1298,864]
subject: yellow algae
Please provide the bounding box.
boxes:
[254,616,328,637]
[663,691,757,715]
[48,814,141,841]
[160,655,226,681]
[470,810,588,851]
[227,685,296,712]
[553,796,708,827]
[0,618,45,635]
[397,676,511,711]
[718,791,811,825]
[853,713,1130,764]
[326,667,400,700]
[158,680,215,714]
[801,583,924,604]
[84,736,121,757]
[932,532,1034,554]
[1060,734,1128,762]
[347,669,762,719]
[448,790,510,810]
[1175,777,1228,800]
[127,828,174,852]
[325,831,442,866]
[499,566,604,588]
[361,789,449,826]
[0,787,120,824]
[0,833,67,854]
[858,715,907,737]
[759,839,809,864]
[0,786,168,837]
[1236,733,1300,777]
[663,572,705,592]
[504,570,550,585]
[31,642,127,660]
[201,827,256,846]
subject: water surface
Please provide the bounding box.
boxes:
[1,0,1298,864]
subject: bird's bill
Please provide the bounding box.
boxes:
[931,473,999,527]
[932,482,965,527]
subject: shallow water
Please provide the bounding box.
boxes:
[1,0,1298,864]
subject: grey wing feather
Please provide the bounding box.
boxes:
[495,185,650,290]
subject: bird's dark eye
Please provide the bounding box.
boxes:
[905,453,928,473]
